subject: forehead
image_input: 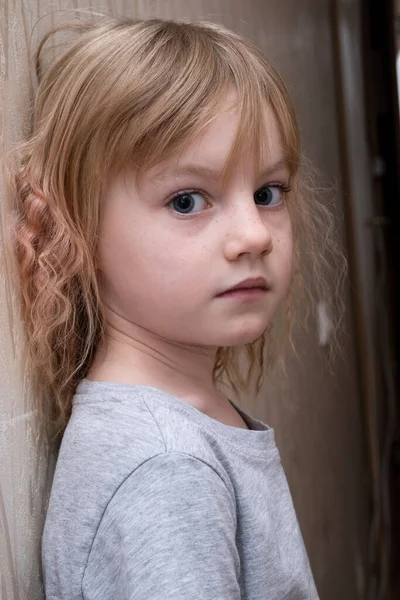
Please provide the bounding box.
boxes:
[149,95,286,182]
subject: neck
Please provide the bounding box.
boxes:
[87,309,228,410]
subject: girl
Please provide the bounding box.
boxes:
[13,14,345,600]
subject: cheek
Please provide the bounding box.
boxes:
[274,222,294,288]
[98,225,202,306]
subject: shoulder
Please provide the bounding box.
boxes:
[82,452,241,600]
[59,382,235,490]
[106,451,237,517]
[51,384,236,516]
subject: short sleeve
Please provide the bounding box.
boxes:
[82,453,241,600]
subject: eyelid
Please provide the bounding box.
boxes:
[167,188,208,202]
[263,181,291,192]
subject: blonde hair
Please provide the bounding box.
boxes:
[10,16,346,443]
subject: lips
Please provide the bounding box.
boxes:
[218,277,269,295]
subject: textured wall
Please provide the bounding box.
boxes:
[0,1,370,599]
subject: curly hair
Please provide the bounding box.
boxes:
[9,15,347,444]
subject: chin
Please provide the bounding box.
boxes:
[217,321,270,348]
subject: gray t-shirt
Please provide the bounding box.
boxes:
[42,379,319,600]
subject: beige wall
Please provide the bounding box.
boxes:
[0,1,370,599]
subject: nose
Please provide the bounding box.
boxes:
[223,200,273,261]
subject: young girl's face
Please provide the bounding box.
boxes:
[97,90,293,349]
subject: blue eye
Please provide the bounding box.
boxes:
[254,185,289,207]
[169,191,207,215]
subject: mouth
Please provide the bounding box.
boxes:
[216,288,269,300]
[217,277,269,296]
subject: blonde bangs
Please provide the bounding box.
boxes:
[109,20,302,187]
[38,18,301,189]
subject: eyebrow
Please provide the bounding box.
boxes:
[152,158,290,183]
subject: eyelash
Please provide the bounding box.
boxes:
[166,182,292,217]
